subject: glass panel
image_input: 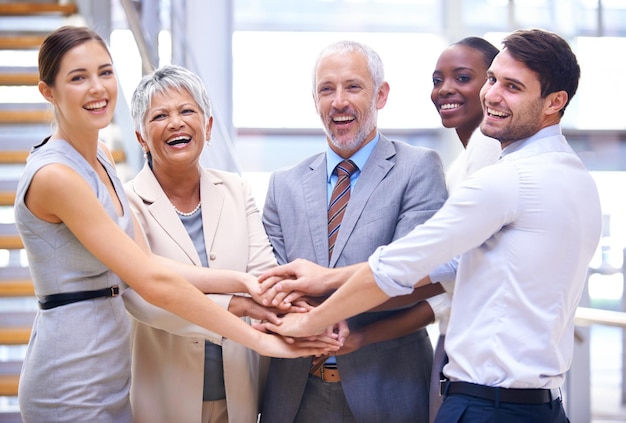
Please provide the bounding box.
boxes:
[232,31,446,129]
[234,0,440,32]
[565,36,626,130]
[462,0,509,31]
[514,0,553,29]
[603,0,626,35]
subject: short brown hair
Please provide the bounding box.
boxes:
[502,29,580,116]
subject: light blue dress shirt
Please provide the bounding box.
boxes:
[326,133,379,204]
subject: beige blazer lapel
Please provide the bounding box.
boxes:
[132,163,201,266]
[198,170,224,264]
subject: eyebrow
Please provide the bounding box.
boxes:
[453,66,476,73]
[67,63,113,75]
[433,66,476,75]
[486,70,527,89]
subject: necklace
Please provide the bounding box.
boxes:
[173,201,201,217]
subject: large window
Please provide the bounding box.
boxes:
[232,31,446,130]
[232,0,626,131]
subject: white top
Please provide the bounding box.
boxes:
[370,125,602,389]
[445,130,503,193]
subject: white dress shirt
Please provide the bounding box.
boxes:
[426,130,502,329]
[369,124,602,389]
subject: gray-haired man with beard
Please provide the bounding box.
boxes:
[259,40,448,423]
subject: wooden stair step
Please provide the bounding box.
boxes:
[0,2,78,16]
[0,191,15,206]
[0,109,52,124]
[0,360,22,397]
[0,35,47,50]
[0,280,33,297]
[0,150,29,163]
[0,267,33,297]
[0,224,23,250]
[0,180,18,206]
[0,327,31,345]
[0,148,126,164]
[0,72,39,86]
[0,311,35,345]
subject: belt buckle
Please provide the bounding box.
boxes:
[321,363,337,382]
[439,377,449,396]
[111,285,120,296]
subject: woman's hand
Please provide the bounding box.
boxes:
[228,295,307,325]
[255,331,343,359]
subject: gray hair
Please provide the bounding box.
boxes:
[312,40,385,97]
[131,64,212,136]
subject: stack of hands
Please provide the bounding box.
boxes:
[241,259,353,361]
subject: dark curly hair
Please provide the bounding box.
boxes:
[454,36,499,69]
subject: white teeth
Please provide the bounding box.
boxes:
[333,116,354,122]
[167,135,191,144]
[84,100,106,110]
[440,103,461,110]
[487,108,509,117]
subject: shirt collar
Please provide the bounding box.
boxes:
[326,132,380,181]
[501,124,562,158]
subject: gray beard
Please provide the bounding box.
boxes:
[323,104,377,155]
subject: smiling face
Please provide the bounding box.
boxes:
[431,44,489,144]
[39,40,117,135]
[479,49,550,148]
[138,87,212,173]
[314,51,389,158]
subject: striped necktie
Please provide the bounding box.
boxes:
[328,160,358,259]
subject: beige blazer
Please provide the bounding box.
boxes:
[122,164,276,423]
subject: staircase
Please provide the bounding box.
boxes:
[0,2,124,421]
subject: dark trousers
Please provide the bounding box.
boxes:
[434,394,569,423]
[293,373,357,423]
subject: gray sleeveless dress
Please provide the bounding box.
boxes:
[15,139,133,422]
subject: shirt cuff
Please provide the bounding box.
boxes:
[425,292,451,321]
[368,246,415,297]
[429,257,458,285]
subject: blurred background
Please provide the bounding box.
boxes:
[0,0,625,421]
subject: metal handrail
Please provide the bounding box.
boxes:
[118,0,155,74]
[575,306,626,328]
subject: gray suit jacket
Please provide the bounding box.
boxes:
[260,135,448,423]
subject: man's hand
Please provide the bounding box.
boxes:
[257,259,335,306]
[255,332,343,359]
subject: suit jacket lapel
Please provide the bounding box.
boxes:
[303,154,333,267]
[133,163,202,266]
[329,136,395,267]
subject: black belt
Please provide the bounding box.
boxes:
[38,285,120,310]
[444,381,559,404]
